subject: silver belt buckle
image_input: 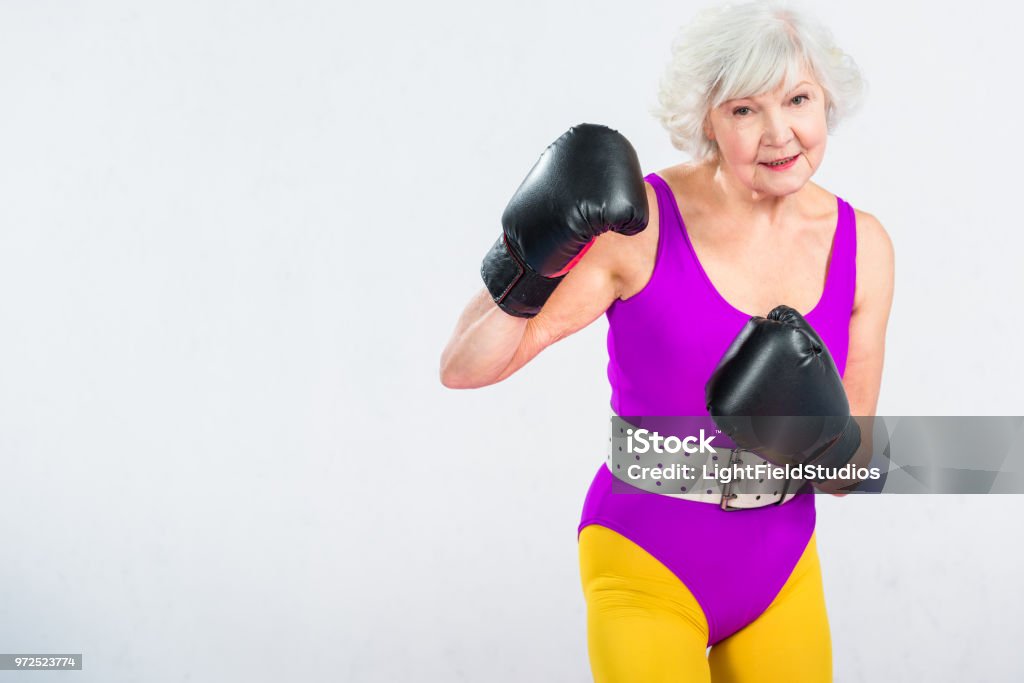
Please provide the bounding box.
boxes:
[719,448,795,511]
[719,448,743,511]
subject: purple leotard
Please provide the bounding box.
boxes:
[578,172,856,645]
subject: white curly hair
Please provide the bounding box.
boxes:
[652,1,865,161]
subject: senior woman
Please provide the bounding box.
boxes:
[441,2,893,681]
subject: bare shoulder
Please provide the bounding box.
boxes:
[597,163,707,299]
[851,207,895,311]
[658,163,706,201]
[610,163,710,299]
[590,179,660,300]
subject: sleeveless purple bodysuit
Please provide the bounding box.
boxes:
[578,172,856,645]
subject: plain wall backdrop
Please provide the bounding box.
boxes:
[1,0,1022,681]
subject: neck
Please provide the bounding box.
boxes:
[702,155,809,228]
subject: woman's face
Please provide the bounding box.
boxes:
[705,70,829,197]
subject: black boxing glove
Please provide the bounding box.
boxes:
[480,123,648,318]
[705,305,861,474]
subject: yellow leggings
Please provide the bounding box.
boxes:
[579,525,832,682]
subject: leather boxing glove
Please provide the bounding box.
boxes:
[705,305,861,472]
[480,123,648,318]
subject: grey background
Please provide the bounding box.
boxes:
[1,0,1022,681]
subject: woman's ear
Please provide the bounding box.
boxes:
[703,116,715,141]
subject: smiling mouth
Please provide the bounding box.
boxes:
[762,155,798,166]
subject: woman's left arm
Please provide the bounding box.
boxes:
[828,210,895,496]
[844,211,895,416]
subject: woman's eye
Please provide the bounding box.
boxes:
[733,106,752,116]
[791,95,808,105]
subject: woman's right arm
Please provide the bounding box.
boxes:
[439,125,653,389]
[439,227,631,389]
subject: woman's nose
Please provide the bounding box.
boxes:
[762,110,795,147]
